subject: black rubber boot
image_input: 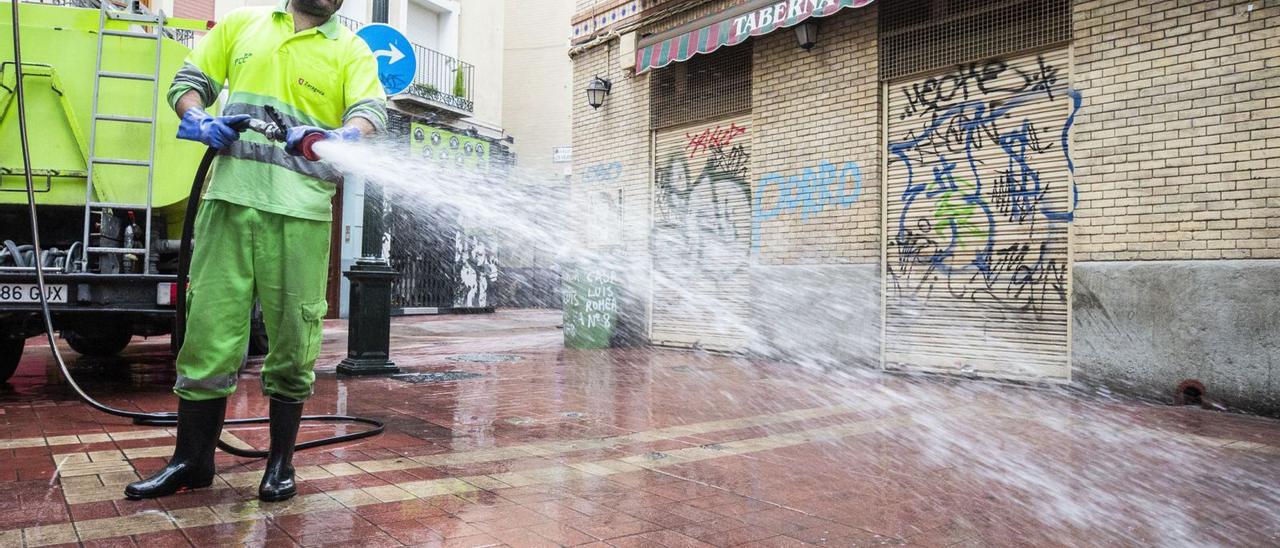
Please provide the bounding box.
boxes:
[258,396,304,502]
[125,397,226,500]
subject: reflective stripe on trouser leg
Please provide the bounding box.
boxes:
[174,200,256,401]
[255,207,331,401]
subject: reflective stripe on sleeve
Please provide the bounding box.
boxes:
[343,98,388,133]
[169,62,221,108]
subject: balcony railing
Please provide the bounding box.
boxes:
[333,14,474,113]
[336,14,362,32]
[404,44,474,113]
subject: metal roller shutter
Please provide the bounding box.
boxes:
[883,47,1076,381]
[651,114,752,352]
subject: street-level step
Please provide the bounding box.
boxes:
[90,157,151,167]
[88,201,149,209]
[87,246,147,254]
[102,29,159,39]
[104,11,163,24]
[95,114,152,123]
[97,71,156,81]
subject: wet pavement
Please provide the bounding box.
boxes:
[1,309,1278,547]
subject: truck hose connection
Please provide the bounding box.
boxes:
[8,1,383,459]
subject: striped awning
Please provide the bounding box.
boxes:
[635,0,874,74]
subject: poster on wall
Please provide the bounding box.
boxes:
[410,123,491,171]
[404,122,500,309]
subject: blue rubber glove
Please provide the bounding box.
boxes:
[284,125,362,157]
[176,107,250,149]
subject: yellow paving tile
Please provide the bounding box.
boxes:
[257,493,345,516]
[108,430,170,442]
[294,465,336,481]
[328,488,383,508]
[45,435,81,446]
[219,431,255,451]
[459,474,512,490]
[75,512,177,542]
[77,433,113,444]
[0,436,44,450]
[320,462,366,477]
[169,506,226,528]
[53,452,91,466]
[58,460,136,478]
[219,472,262,489]
[593,459,645,474]
[398,478,477,498]
[363,484,417,502]
[122,445,173,459]
[353,457,418,473]
[566,461,621,476]
[23,523,79,547]
[87,449,126,462]
[59,475,103,491]
[0,528,21,546]
[98,470,141,485]
[65,485,122,505]
[211,499,269,522]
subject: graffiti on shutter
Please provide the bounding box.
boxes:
[650,115,752,351]
[884,47,1079,380]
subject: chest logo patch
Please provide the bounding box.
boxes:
[234,53,253,65]
[297,77,327,97]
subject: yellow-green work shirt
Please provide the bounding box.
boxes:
[168,1,387,221]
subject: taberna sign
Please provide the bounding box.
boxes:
[734,0,839,36]
[634,0,872,74]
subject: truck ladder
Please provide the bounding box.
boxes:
[79,1,166,275]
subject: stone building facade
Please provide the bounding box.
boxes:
[568,0,1279,414]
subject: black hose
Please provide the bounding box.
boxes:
[9,1,383,459]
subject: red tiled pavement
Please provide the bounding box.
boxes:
[1,309,1278,547]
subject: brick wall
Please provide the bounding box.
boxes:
[749,5,880,265]
[1072,0,1280,261]
[571,38,653,338]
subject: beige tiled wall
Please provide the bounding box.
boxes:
[749,5,880,265]
[1072,0,1280,261]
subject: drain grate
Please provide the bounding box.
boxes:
[446,353,522,364]
[392,371,484,384]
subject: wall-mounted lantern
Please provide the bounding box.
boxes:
[586,76,612,109]
[794,21,818,50]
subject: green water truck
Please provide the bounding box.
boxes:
[1,1,230,379]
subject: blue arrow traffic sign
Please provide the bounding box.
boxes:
[356,24,417,95]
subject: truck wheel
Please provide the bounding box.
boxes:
[63,327,133,357]
[0,336,23,382]
[248,302,269,356]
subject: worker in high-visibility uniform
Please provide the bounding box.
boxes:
[125,0,385,502]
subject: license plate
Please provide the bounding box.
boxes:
[0,283,68,304]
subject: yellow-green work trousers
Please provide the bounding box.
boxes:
[174,199,330,401]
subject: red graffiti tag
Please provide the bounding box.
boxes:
[685,123,747,158]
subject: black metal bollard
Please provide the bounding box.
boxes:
[337,257,401,376]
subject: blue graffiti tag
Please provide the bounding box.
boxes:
[582,162,623,185]
[751,161,862,250]
[889,88,1080,278]
[887,81,1081,317]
